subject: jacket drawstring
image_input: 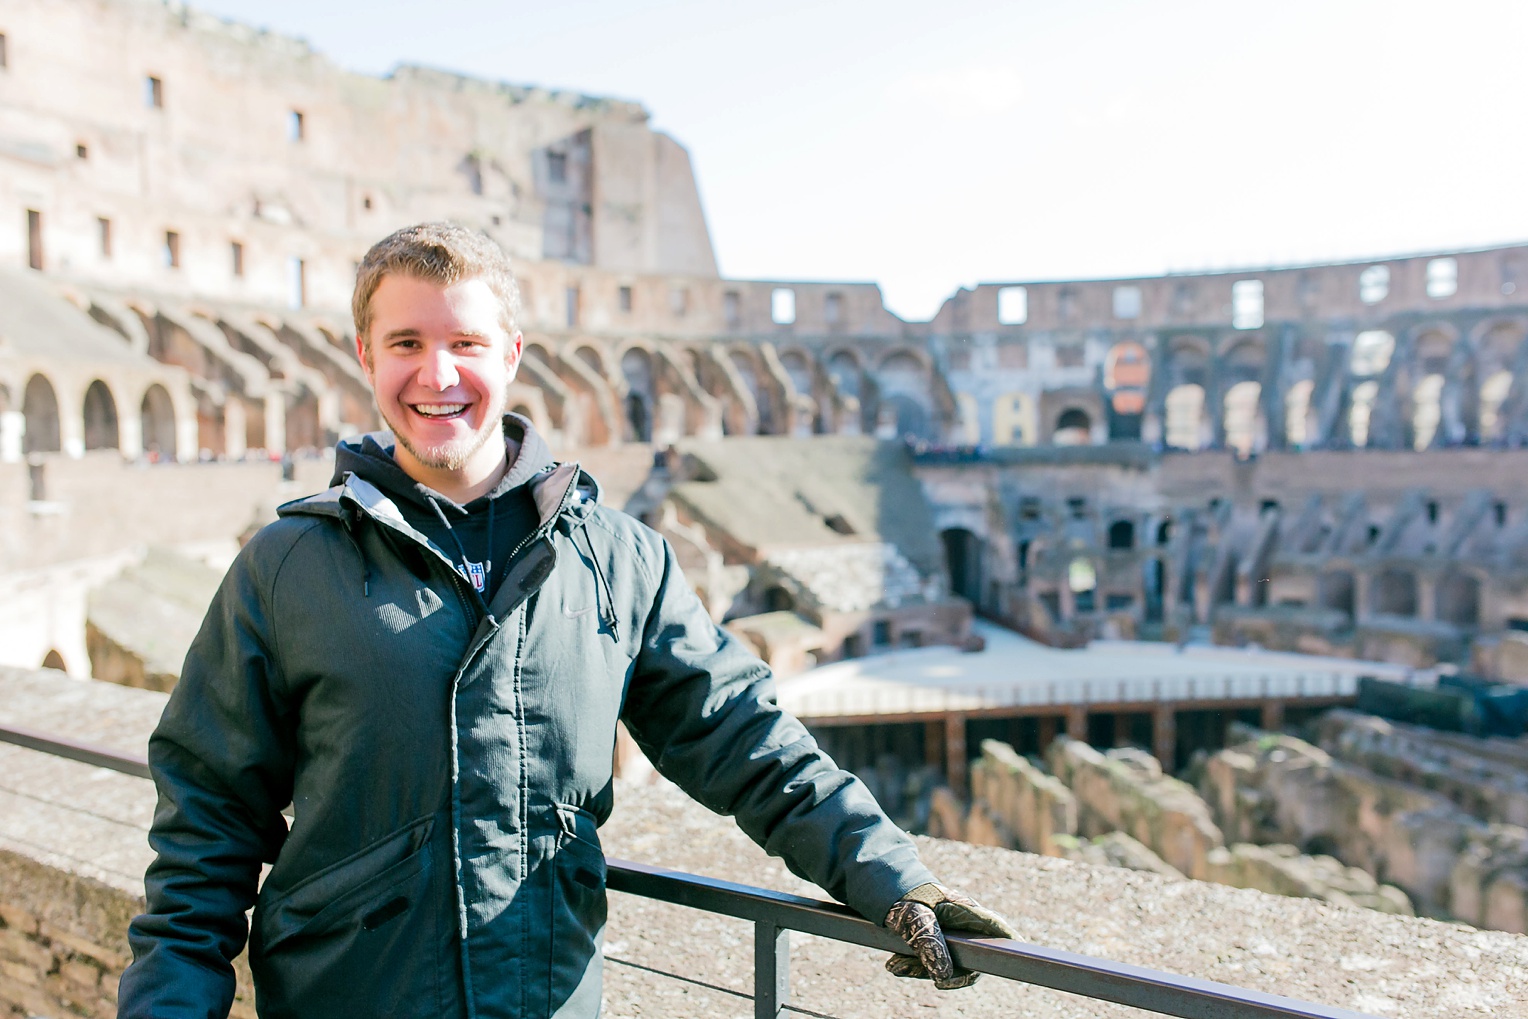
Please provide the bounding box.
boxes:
[427,494,495,616]
[576,520,620,641]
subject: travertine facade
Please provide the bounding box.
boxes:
[7,3,1528,679]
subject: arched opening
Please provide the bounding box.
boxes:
[1318,571,1355,620]
[1156,519,1173,546]
[1107,520,1135,550]
[781,350,822,433]
[1436,572,1480,627]
[1373,569,1418,617]
[875,352,934,441]
[1143,559,1166,624]
[575,346,605,377]
[22,374,62,454]
[82,380,120,451]
[729,351,774,434]
[1285,379,1315,447]
[826,351,861,399]
[779,350,813,397]
[624,394,650,443]
[941,528,982,606]
[1412,374,1445,450]
[1350,330,1395,376]
[0,382,15,462]
[1053,407,1091,446]
[1348,380,1380,448]
[621,348,655,442]
[1104,342,1150,440]
[1480,370,1513,443]
[764,585,796,613]
[140,384,177,461]
[877,393,930,440]
[41,649,66,671]
[1068,557,1097,614]
[1164,384,1206,450]
[1222,381,1263,456]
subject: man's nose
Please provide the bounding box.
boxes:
[418,349,460,390]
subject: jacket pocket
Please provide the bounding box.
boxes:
[549,804,607,1014]
[251,816,443,1019]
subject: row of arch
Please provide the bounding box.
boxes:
[1317,568,1481,627]
[0,373,178,461]
[1140,317,1528,454]
[511,335,943,447]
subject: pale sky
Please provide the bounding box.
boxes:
[188,0,1528,321]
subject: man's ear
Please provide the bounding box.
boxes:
[505,330,524,381]
[354,332,373,379]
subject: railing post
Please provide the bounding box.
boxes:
[754,920,789,1019]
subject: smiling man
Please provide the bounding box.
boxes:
[118,222,1014,1019]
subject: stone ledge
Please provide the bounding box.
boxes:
[2,669,1526,1017]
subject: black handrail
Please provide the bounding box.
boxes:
[1,724,1378,1019]
[0,721,152,779]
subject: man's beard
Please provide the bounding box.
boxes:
[380,397,505,472]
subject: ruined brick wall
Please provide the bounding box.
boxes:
[1200,724,1528,931]
[0,849,256,1019]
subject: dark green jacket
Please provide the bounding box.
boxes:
[120,438,934,1019]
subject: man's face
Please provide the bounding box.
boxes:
[357,274,522,486]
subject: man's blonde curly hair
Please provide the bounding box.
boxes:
[352,222,522,364]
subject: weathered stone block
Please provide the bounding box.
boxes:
[1048,737,1223,878]
[0,954,44,987]
[0,930,53,972]
[973,739,1076,856]
[60,956,101,991]
[40,924,130,973]
[0,903,40,937]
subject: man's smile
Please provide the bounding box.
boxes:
[411,403,470,419]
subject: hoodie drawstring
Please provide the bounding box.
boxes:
[426,494,496,617]
[576,520,620,641]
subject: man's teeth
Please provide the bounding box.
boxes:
[414,404,467,417]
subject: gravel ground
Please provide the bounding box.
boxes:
[599,779,1528,1019]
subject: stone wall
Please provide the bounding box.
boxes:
[1316,709,1528,827]
[0,666,257,1018]
[951,734,1415,916]
[0,846,257,1019]
[1046,737,1223,879]
[1200,723,1528,931]
[965,740,1076,855]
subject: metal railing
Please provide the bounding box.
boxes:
[2,723,1378,1019]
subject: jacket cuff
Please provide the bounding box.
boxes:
[854,858,939,927]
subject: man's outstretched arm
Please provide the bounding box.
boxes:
[118,545,295,1019]
[620,532,1016,984]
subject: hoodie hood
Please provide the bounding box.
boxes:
[330,412,557,515]
[279,412,601,547]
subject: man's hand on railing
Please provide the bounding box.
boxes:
[883,883,1019,989]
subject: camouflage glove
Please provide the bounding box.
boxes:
[883,882,1019,989]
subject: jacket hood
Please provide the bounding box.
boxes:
[279,413,600,533]
[329,412,557,515]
